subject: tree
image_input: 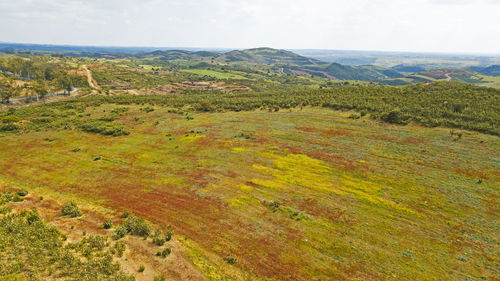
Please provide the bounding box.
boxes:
[34,81,48,101]
[63,76,73,94]
[0,80,19,104]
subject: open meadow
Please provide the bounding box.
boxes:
[0,91,499,280]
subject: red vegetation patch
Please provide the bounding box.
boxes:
[323,128,351,137]
[370,134,398,142]
[296,127,351,138]
[296,198,354,225]
[402,137,424,144]
[455,168,489,180]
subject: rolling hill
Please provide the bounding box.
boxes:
[468,65,500,76]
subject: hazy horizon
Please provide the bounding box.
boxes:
[2,41,500,57]
[1,0,500,54]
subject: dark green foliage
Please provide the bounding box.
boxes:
[154,275,167,281]
[79,121,129,137]
[113,242,126,257]
[99,114,119,122]
[137,265,145,273]
[156,247,171,258]
[61,202,82,218]
[0,201,134,280]
[122,215,151,238]
[381,109,410,125]
[103,219,113,229]
[0,123,19,132]
[113,215,151,240]
[140,107,154,113]
[224,256,237,264]
[152,228,172,246]
[1,81,499,136]
[153,236,166,246]
[1,115,19,123]
[112,225,128,240]
[16,190,28,197]
[349,113,361,119]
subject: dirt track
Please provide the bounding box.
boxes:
[83,65,99,89]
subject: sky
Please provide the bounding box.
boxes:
[1,0,499,54]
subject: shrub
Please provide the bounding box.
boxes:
[103,219,113,229]
[61,202,82,218]
[224,256,237,264]
[152,229,171,246]
[153,236,166,246]
[138,265,145,273]
[156,247,171,258]
[349,113,361,119]
[123,215,151,238]
[1,115,20,123]
[112,225,128,240]
[0,123,19,131]
[381,109,410,125]
[0,205,12,214]
[79,121,129,137]
[114,242,126,257]
[84,235,107,250]
[13,195,24,202]
[17,190,28,197]
[154,275,167,281]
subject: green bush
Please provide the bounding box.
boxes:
[224,256,237,264]
[0,203,134,280]
[381,109,410,125]
[349,112,361,119]
[79,121,129,137]
[156,247,171,258]
[61,202,82,218]
[114,241,126,257]
[152,229,171,246]
[1,115,20,123]
[123,215,151,238]
[0,123,19,132]
[154,275,167,281]
[16,190,28,197]
[112,225,128,240]
[103,219,113,229]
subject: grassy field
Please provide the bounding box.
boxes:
[0,102,498,280]
[180,69,250,80]
[476,74,500,88]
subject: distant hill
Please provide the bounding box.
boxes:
[136,50,219,61]
[284,63,403,81]
[391,65,427,73]
[218,48,322,65]
[137,47,404,81]
[468,65,500,76]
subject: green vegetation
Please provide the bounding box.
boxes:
[0,192,134,280]
[61,202,82,218]
[103,219,113,229]
[1,81,497,136]
[180,69,249,80]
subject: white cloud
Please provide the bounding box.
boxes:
[0,0,499,53]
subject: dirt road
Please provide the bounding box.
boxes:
[83,65,99,89]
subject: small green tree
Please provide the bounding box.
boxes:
[34,81,48,101]
[61,202,82,218]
